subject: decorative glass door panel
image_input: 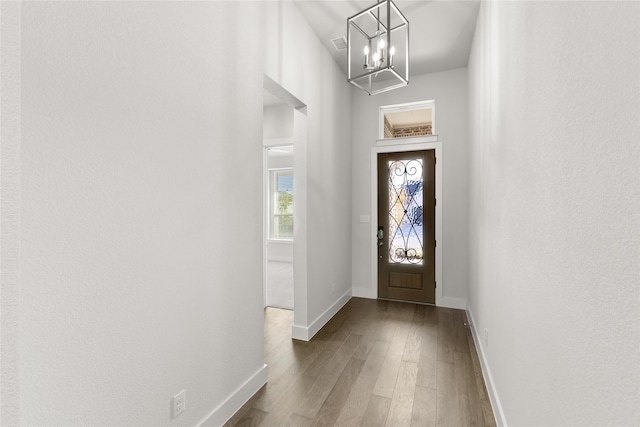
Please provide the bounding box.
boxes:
[388,159,424,265]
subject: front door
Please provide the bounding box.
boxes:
[377,150,435,304]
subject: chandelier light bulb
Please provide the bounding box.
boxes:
[363,45,370,68]
[389,46,395,67]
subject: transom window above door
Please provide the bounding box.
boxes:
[379,101,435,139]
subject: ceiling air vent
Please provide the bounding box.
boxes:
[331,36,347,51]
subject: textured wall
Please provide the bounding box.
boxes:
[468,1,640,425]
[20,2,265,425]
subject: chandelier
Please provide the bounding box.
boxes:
[347,0,409,95]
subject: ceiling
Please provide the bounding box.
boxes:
[292,0,481,78]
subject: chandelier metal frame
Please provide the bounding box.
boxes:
[347,0,409,95]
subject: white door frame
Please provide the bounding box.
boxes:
[371,136,443,306]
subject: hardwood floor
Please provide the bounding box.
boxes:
[225,298,496,427]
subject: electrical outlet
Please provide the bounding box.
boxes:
[484,328,489,346]
[172,390,185,419]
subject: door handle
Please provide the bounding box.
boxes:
[377,226,384,246]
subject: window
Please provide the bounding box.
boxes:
[270,169,293,239]
[379,101,435,139]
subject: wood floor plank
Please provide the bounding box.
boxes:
[373,325,409,398]
[465,329,497,426]
[254,353,316,412]
[454,351,482,426]
[267,340,316,383]
[318,333,364,385]
[412,304,427,320]
[416,324,438,389]
[303,348,337,378]
[264,308,292,349]
[258,374,318,427]
[252,346,320,412]
[411,385,436,427]
[454,311,471,354]
[334,340,390,426]
[294,333,363,419]
[264,339,293,368]
[353,332,377,361]
[437,309,456,363]
[385,361,418,426]
[264,310,289,337]
[402,324,422,363]
[303,329,349,377]
[378,323,397,343]
[360,395,391,427]
[284,413,313,427]
[425,305,439,325]
[232,407,268,427]
[436,360,462,427]
[481,399,497,427]
[310,356,365,427]
[320,308,350,335]
[224,386,264,427]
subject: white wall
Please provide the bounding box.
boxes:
[263,104,293,140]
[1,1,22,424]
[266,241,293,263]
[266,151,294,171]
[468,1,640,425]
[350,69,469,305]
[264,1,353,338]
[18,2,266,426]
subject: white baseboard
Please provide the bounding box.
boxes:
[291,289,352,341]
[198,364,268,427]
[352,286,377,299]
[465,307,507,427]
[438,296,467,310]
